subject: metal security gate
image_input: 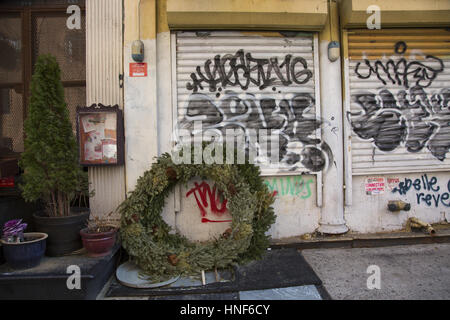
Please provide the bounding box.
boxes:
[344,28,450,176]
[86,0,125,218]
[172,31,325,176]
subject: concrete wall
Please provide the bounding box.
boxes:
[176,175,320,242]
[265,175,320,239]
[124,0,159,192]
[346,173,450,233]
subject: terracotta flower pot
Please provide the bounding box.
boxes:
[80,227,117,257]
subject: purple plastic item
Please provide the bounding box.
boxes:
[2,219,28,238]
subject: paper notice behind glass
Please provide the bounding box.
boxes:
[102,139,117,162]
[84,131,103,161]
[105,113,116,130]
[81,115,97,133]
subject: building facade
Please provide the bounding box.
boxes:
[1,0,449,241]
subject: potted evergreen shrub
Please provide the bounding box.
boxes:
[19,54,91,256]
[80,213,118,257]
[1,219,47,269]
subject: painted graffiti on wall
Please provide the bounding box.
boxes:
[177,40,332,173]
[264,176,314,199]
[348,42,450,161]
[186,181,232,223]
[186,49,313,92]
[179,91,333,171]
[391,174,450,208]
[354,41,444,89]
[348,86,450,159]
[185,176,314,224]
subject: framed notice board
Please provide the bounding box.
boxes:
[76,104,124,166]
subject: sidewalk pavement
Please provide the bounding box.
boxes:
[102,248,328,300]
[302,243,450,300]
[101,243,450,300]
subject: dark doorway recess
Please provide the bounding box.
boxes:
[0,0,86,215]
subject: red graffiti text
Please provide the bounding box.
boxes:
[186,181,232,223]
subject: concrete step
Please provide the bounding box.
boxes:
[103,248,326,300]
[0,245,120,299]
[271,224,450,250]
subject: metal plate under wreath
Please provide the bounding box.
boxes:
[116,261,180,288]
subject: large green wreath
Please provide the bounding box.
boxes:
[119,152,276,280]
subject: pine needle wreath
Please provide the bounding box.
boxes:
[119,150,276,280]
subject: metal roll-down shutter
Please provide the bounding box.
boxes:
[344,28,450,175]
[172,31,325,175]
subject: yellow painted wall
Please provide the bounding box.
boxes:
[124,0,156,42]
[125,0,450,39]
[320,0,339,42]
[340,0,450,28]
[157,0,169,34]
[166,0,328,31]
[125,0,170,40]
